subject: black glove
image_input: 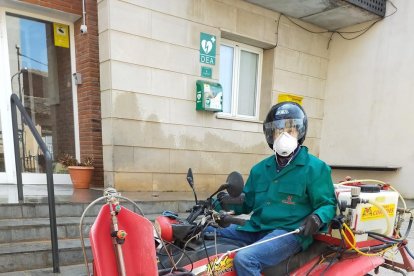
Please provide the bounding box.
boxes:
[216,191,230,210]
[300,214,322,236]
[217,191,228,201]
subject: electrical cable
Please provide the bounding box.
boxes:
[380,263,407,276]
[174,234,199,269]
[279,0,398,49]
[368,211,413,242]
[201,232,216,276]
[345,243,396,254]
[320,253,339,276]
[367,234,399,245]
[157,240,194,272]
[305,254,324,276]
[320,233,347,275]
[157,241,187,257]
[405,247,414,260]
[284,254,293,276]
[175,221,208,266]
[341,223,397,257]
[271,12,283,50]
[18,52,48,66]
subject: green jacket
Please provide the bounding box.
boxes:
[233,146,336,250]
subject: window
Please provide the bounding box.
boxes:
[219,39,262,119]
[6,13,76,173]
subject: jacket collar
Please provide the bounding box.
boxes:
[265,146,309,179]
[266,146,308,167]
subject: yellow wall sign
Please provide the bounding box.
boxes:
[278,93,303,105]
[53,23,69,48]
[361,203,395,221]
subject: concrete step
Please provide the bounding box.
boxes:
[0,212,188,244]
[0,238,92,273]
[0,196,193,272]
[0,217,95,244]
[0,263,90,276]
[0,200,193,220]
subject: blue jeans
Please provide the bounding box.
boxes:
[206,225,302,276]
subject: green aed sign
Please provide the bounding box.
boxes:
[201,66,212,78]
[199,32,216,65]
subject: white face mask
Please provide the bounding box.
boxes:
[273,132,298,157]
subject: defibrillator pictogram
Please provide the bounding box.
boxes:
[199,32,216,65]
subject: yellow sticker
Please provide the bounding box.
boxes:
[277,93,303,105]
[53,23,69,48]
[361,203,395,221]
[207,255,234,275]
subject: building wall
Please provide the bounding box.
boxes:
[21,0,103,186]
[320,0,413,198]
[99,0,331,192]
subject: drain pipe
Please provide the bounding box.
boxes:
[80,0,88,34]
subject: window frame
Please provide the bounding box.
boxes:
[218,39,263,121]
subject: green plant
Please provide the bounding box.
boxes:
[58,153,94,167]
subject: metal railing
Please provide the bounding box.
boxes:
[10,93,60,273]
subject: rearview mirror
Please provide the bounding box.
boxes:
[187,168,194,188]
[226,171,244,197]
[186,168,198,204]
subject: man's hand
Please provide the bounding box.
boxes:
[300,214,322,236]
[217,191,228,202]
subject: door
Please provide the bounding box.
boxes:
[0,9,78,184]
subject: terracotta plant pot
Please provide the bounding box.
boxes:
[68,166,94,189]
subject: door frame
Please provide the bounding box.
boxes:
[0,6,80,184]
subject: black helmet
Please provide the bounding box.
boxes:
[263,101,307,149]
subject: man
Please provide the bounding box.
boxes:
[215,101,337,276]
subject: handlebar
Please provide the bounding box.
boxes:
[220,194,245,205]
[218,212,246,228]
[221,215,246,226]
[186,205,205,223]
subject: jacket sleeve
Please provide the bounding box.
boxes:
[239,172,255,215]
[308,164,337,225]
[221,170,255,215]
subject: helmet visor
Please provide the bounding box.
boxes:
[263,119,306,144]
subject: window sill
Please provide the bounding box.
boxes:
[215,113,262,124]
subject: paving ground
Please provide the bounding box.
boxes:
[1,184,413,275]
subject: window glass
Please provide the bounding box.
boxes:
[6,14,75,173]
[219,45,234,114]
[219,40,262,119]
[238,50,258,116]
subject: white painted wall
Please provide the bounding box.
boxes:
[98,0,331,192]
[320,0,414,198]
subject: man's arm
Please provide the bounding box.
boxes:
[308,165,337,225]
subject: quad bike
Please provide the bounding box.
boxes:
[80,169,414,275]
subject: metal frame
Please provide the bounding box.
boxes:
[0,6,78,185]
[10,93,59,273]
[219,39,263,121]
